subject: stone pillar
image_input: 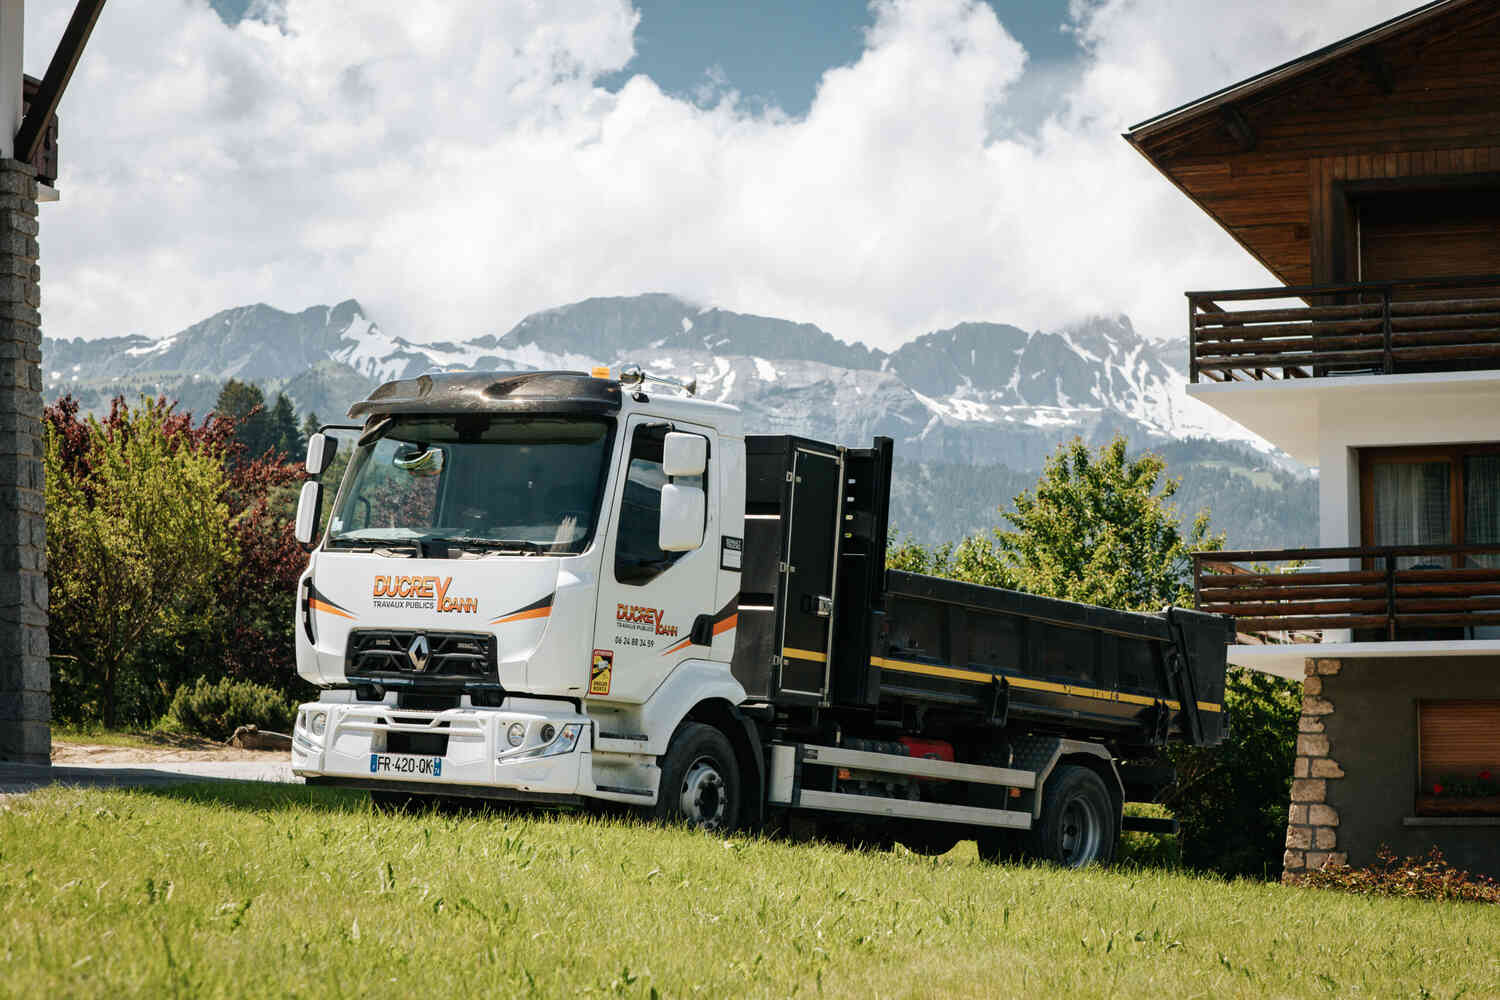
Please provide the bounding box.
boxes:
[0,158,48,765]
[1282,658,1346,879]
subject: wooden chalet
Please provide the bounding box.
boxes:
[1128,0,1500,878]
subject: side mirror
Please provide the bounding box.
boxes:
[658,483,705,552]
[663,432,707,477]
[305,432,337,476]
[295,481,324,548]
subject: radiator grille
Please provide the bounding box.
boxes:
[346,629,497,684]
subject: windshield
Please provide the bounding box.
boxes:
[326,415,614,555]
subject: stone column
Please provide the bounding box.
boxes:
[1282,658,1347,879]
[0,158,48,765]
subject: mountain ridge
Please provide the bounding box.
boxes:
[42,293,1312,548]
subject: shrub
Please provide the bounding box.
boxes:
[168,677,296,742]
[1164,667,1303,880]
[1294,847,1500,904]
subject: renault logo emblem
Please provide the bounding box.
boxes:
[407,634,431,671]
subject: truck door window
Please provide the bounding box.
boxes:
[615,425,706,584]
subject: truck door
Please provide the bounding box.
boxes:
[776,446,842,701]
[591,416,721,704]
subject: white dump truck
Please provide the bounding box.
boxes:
[290,368,1230,865]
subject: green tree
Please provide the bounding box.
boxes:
[267,392,302,459]
[301,410,321,445]
[44,398,237,726]
[887,533,1010,588]
[1165,668,1303,879]
[997,435,1221,610]
[214,379,271,459]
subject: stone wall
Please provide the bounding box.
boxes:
[1283,658,1347,878]
[0,158,48,765]
[1283,654,1500,881]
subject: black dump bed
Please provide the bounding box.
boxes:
[730,435,1234,751]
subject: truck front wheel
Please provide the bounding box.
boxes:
[1025,765,1117,867]
[654,722,742,832]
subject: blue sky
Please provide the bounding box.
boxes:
[611,1,1080,115]
[211,0,1082,119]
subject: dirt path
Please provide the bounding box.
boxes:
[50,739,286,765]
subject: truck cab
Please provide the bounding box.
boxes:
[291,370,749,814]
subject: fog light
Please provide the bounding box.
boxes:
[540,723,556,743]
[310,711,327,737]
[498,723,585,764]
[507,722,526,747]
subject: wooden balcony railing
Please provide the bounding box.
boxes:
[1194,544,1500,642]
[1187,275,1500,383]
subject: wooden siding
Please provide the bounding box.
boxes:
[1135,2,1500,287]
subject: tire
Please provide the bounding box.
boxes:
[653,722,742,832]
[1024,764,1118,867]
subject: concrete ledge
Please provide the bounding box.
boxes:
[1402,815,1500,827]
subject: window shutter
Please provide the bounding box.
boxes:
[1420,700,1500,776]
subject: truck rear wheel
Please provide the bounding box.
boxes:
[1025,765,1117,867]
[654,723,742,832]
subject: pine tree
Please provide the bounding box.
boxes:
[267,393,302,459]
[214,379,271,460]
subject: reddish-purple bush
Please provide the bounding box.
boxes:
[45,394,311,725]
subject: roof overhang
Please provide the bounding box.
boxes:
[1125,0,1471,144]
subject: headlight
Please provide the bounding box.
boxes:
[499,723,584,763]
[310,711,327,737]
[540,723,556,743]
[506,722,526,747]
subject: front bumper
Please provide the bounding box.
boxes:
[291,698,591,800]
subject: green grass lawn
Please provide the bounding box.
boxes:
[2,784,1497,998]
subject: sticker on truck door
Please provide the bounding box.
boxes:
[590,649,614,695]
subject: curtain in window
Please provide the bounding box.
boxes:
[1466,456,1500,569]
[1371,461,1451,568]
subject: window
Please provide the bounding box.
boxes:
[614,425,706,585]
[1417,700,1500,817]
[1361,444,1500,567]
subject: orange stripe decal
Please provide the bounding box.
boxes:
[491,606,552,625]
[310,599,356,620]
[713,613,738,636]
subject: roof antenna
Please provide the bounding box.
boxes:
[619,364,697,397]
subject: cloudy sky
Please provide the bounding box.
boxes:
[24,0,1414,349]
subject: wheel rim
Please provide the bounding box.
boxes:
[1058,795,1104,866]
[678,755,728,829]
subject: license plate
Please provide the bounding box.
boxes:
[369,753,443,778]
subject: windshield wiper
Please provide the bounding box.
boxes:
[423,536,551,556]
[327,537,420,556]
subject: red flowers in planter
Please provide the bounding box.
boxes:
[1481,770,1494,782]
[1433,782,1445,795]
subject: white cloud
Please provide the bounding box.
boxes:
[26,0,1413,349]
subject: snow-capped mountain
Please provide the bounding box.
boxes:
[41,292,1270,471]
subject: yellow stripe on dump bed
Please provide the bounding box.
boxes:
[870,656,1222,714]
